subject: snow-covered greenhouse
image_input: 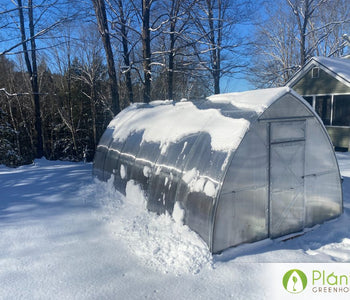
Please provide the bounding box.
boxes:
[93,87,343,253]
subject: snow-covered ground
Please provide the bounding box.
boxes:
[1,153,350,299]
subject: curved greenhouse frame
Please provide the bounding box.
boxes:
[93,87,343,253]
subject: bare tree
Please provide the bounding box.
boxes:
[192,0,255,94]
[107,0,135,105]
[92,0,121,114]
[163,0,198,100]
[249,0,350,88]
[117,0,134,104]
[17,0,44,158]
[310,0,350,57]
[248,3,300,87]
[0,0,82,160]
[286,0,328,66]
[141,0,152,103]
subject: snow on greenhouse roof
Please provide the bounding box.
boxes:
[108,87,292,154]
[109,100,250,154]
[207,87,292,114]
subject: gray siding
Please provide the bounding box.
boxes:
[293,66,350,95]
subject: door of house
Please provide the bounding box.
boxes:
[269,120,305,238]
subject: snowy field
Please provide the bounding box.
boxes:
[1,153,350,299]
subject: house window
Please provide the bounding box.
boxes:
[303,96,313,107]
[311,67,319,78]
[315,95,331,125]
[333,95,350,126]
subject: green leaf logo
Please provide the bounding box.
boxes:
[282,269,307,294]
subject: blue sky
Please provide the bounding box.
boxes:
[221,77,254,93]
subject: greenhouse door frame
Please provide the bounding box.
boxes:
[267,118,306,239]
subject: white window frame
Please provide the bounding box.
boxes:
[303,93,350,127]
[311,67,320,79]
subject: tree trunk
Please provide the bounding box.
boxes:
[92,0,120,115]
[7,99,21,157]
[29,0,44,158]
[17,0,32,76]
[207,0,220,94]
[299,0,309,66]
[289,0,310,67]
[142,0,151,103]
[167,0,179,100]
[168,24,175,100]
[67,54,78,156]
[118,0,134,105]
[91,86,97,151]
[18,0,44,158]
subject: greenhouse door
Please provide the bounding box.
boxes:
[269,121,305,238]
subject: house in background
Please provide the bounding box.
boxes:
[287,56,350,151]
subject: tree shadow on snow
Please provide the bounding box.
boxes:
[0,161,94,224]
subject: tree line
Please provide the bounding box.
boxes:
[0,0,349,167]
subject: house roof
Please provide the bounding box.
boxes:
[287,56,350,88]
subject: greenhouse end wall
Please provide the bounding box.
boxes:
[211,93,342,252]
